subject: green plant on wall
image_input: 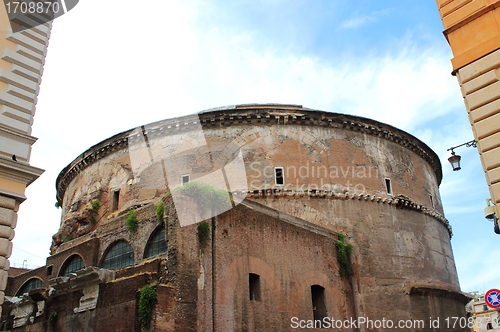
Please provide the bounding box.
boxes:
[126,209,138,233]
[91,199,101,213]
[156,201,164,224]
[197,221,211,251]
[172,182,229,217]
[138,284,157,328]
[335,233,353,278]
[49,312,57,328]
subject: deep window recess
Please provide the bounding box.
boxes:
[16,278,43,297]
[60,255,85,277]
[46,265,53,276]
[182,175,190,186]
[311,285,327,323]
[385,178,392,195]
[275,167,284,186]
[144,227,168,258]
[112,190,120,211]
[430,195,434,208]
[102,240,134,270]
[249,273,261,301]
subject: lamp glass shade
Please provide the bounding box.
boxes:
[448,153,461,171]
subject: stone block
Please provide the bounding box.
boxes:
[458,48,500,83]
[0,207,15,227]
[486,166,500,185]
[461,68,499,95]
[0,269,8,290]
[0,196,17,210]
[482,146,500,171]
[0,238,12,258]
[469,97,500,122]
[467,81,500,111]
[475,110,500,139]
[0,225,14,240]
[478,130,500,152]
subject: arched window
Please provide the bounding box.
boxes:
[144,227,167,258]
[59,255,84,276]
[102,240,134,269]
[16,278,43,297]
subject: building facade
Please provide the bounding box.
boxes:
[1,105,469,331]
[466,293,500,331]
[0,4,51,316]
[435,0,500,231]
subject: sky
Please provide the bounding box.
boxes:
[9,0,498,294]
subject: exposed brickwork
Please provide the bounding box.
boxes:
[2,106,468,331]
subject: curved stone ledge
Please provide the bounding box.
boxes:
[241,188,453,237]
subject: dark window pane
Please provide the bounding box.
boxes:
[17,278,43,297]
[102,241,134,269]
[60,255,84,276]
[144,227,168,258]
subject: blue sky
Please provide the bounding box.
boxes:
[11,0,497,293]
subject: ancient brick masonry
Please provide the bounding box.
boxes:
[2,104,469,331]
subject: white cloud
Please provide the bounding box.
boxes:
[337,9,390,30]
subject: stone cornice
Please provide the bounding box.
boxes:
[0,123,37,144]
[241,188,452,237]
[409,286,471,304]
[56,104,443,204]
[0,156,44,186]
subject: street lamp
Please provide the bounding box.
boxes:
[448,151,461,171]
[446,140,477,171]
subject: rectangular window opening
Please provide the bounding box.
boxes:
[385,178,392,195]
[249,273,261,301]
[275,167,284,186]
[181,174,190,186]
[112,190,120,212]
[311,285,327,323]
[46,266,53,276]
[429,195,434,208]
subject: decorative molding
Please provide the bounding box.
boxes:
[409,286,471,304]
[242,188,453,237]
[0,156,44,186]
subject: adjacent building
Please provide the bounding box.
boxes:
[435,0,500,231]
[0,3,52,317]
[466,293,500,331]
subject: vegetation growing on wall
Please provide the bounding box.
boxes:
[91,199,101,212]
[126,209,138,233]
[172,182,229,217]
[138,284,157,328]
[197,221,211,251]
[156,201,164,224]
[335,233,353,278]
[49,312,57,328]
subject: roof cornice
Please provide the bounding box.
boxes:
[56,104,442,203]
